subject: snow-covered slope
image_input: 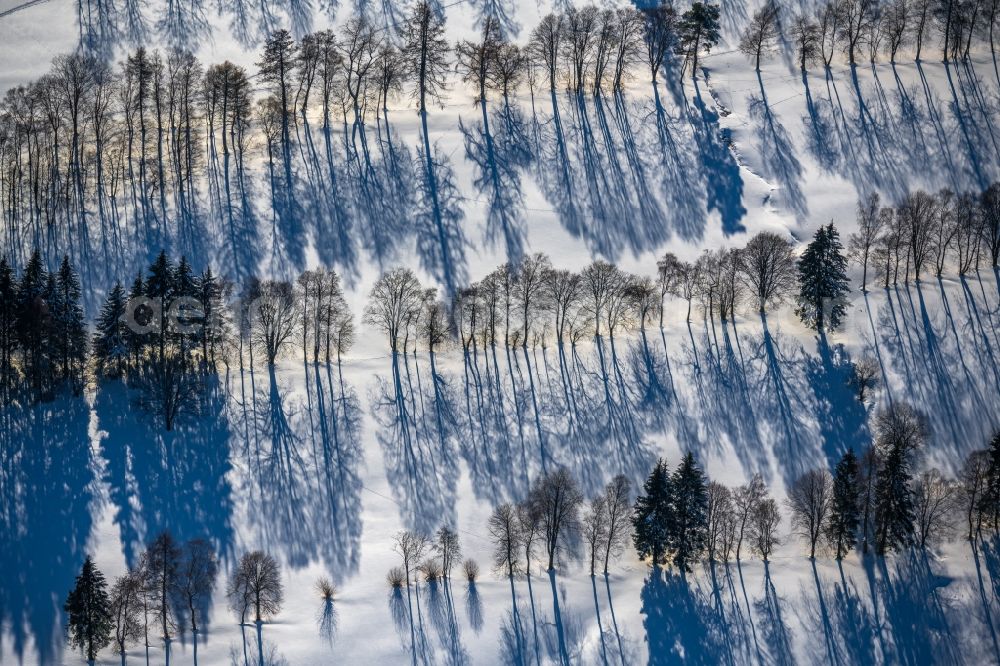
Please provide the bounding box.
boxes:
[2,0,1000,664]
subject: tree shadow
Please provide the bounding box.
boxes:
[747,73,806,220]
[0,398,94,665]
[238,366,362,574]
[640,565,731,665]
[370,352,459,533]
[460,98,531,264]
[97,377,234,568]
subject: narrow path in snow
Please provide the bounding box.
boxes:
[0,0,51,19]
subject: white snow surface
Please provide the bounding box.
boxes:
[2,0,1000,664]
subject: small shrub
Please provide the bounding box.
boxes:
[420,558,443,583]
[315,576,336,600]
[386,566,406,588]
[462,559,480,583]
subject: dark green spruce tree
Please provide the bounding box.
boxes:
[126,273,147,365]
[64,556,113,666]
[633,459,674,566]
[51,256,88,393]
[826,448,861,559]
[795,223,850,333]
[197,267,224,369]
[983,431,1000,531]
[669,452,709,572]
[873,438,916,554]
[15,249,51,399]
[93,282,129,378]
[678,2,722,78]
[172,256,198,356]
[145,251,176,362]
[0,257,18,401]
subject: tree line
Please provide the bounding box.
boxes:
[0,251,88,403]
[1,2,704,278]
[848,183,1000,288]
[741,0,1000,70]
[89,251,352,427]
[9,176,997,425]
[64,532,221,665]
[62,532,291,666]
[55,423,1000,664]
[6,0,996,279]
[359,222,848,363]
[444,413,1000,585]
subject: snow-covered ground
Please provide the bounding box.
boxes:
[3,0,1000,664]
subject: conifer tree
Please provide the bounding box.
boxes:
[93,282,129,378]
[126,274,148,364]
[0,257,18,400]
[15,249,51,399]
[873,440,916,554]
[678,2,721,78]
[172,256,198,355]
[633,459,673,566]
[872,405,924,554]
[65,556,113,666]
[669,452,709,571]
[795,223,850,332]
[197,267,224,368]
[982,431,1000,530]
[826,448,862,559]
[51,256,88,392]
[145,251,175,361]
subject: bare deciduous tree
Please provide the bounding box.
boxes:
[392,530,430,587]
[582,496,608,576]
[142,531,180,640]
[601,474,632,575]
[401,0,451,114]
[175,538,218,635]
[488,503,522,577]
[642,3,678,83]
[733,474,766,561]
[515,253,552,347]
[529,468,584,571]
[982,182,1000,267]
[914,469,958,549]
[884,0,911,61]
[228,551,283,623]
[706,481,734,563]
[528,13,563,91]
[898,190,939,280]
[837,0,878,65]
[363,268,424,353]
[561,5,601,93]
[547,269,582,344]
[110,571,144,662]
[738,231,796,312]
[787,468,833,558]
[246,279,298,365]
[580,260,627,337]
[961,450,991,541]
[752,497,781,561]
[738,1,782,70]
[517,501,542,574]
[848,355,881,402]
[463,559,480,582]
[435,526,462,578]
[849,192,888,291]
[789,13,821,70]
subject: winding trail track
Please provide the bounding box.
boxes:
[0,0,52,19]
